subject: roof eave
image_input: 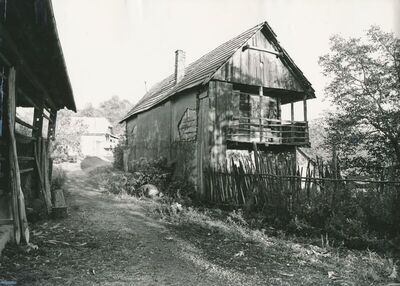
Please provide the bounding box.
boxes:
[48,0,76,112]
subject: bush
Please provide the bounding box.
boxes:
[113,143,125,170]
[51,167,67,191]
[101,157,196,204]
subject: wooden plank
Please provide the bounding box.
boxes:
[15,133,35,144]
[16,117,38,130]
[259,87,263,142]
[7,67,29,244]
[33,140,52,214]
[32,103,44,138]
[19,168,34,174]
[214,81,233,169]
[196,94,208,196]
[42,140,52,213]
[42,112,53,123]
[0,219,14,226]
[18,156,34,161]
[209,82,217,167]
[303,95,308,122]
[291,102,294,122]
[243,44,282,57]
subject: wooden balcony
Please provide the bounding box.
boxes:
[227,117,309,146]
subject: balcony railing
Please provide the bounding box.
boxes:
[226,116,309,146]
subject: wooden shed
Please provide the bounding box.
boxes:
[0,0,76,245]
[120,22,315,195]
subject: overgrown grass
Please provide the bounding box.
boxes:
[51,166,67,191]
[143,199,399,285]
[88,158,195,203]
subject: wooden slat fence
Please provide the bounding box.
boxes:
[204,146,400,235]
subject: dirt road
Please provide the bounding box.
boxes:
[0,168,395,285]
[0,169,271,285]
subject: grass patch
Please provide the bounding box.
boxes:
[51,167,67,191]
[144,199,399,285]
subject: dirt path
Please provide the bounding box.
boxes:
[0,169,268,285]
[0,168,395,285]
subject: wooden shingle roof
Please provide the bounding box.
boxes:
[121,21,313,122]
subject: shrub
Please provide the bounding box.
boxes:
[165,178,195,203]
[102,157,196,203]
[51,167,67,191]
[113,143,126,170]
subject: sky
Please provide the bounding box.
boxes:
[52,0,399,120]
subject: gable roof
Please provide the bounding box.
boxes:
[121,21,314,122]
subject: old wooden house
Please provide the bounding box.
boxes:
[0,0,75,246]
[120,22,315,194]
[75,117,119,158]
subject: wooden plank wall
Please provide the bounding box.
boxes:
[196,90,209,196]
[208,81,233,169]
[213,30,304,92]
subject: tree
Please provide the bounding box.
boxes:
[77,103,102,117]
[319,26,400,174]
[98,96,132,135]
[77,96,132,135]
[51,109,87,161]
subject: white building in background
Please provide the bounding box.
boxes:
[73,117,119,158]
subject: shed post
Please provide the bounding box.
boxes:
[7,67,30,244]
[47,110,57,140]
[47,109,57,183]
[32,102,44,138]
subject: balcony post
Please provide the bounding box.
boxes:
[277,98,282,143]
[303,95,309,144]
[291,102,294,122]
[303,95,308,122]
[259,86,263,143]
[291,102,294,144]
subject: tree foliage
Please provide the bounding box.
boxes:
[319,26,400,174]
[78,96,132,135]
[52,109,87,160]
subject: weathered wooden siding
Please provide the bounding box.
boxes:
[171,91,197,142]
[125,90,199,186]
[170,91,198,185]
[208,81,233,169]
[196,89,209,195]
[213,30,304,92]
[126,101,172,165]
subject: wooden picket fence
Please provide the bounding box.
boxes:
[204,146,400,234]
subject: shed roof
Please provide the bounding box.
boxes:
[1,0,76,111]
[121,21,314,122]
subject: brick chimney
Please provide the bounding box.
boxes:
[174,49,186,84]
